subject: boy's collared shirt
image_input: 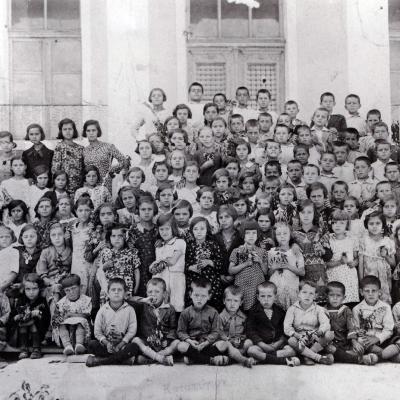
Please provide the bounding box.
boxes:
[278,143,294,165]
[333,161,354,183]
[319,172,339,194]
[219,309,247,340]
[352,299,394,343]
[345,113,366,135]
[371,159,393,182]
[348,178,378,202]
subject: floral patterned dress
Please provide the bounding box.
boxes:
[185,239,224,310]
[33,219,58,250]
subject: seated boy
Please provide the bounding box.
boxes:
[247,282,300,366]
[284,280,335,365]
[86,278,139,367]
[325,281,378,365]
[214,285,255,368]
[177,277,227,365]
[131,278,178,365]
[352,275,394,361]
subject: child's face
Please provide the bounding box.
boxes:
[121,190,136,210]
[313,110,329,127]
[256,198,270,211]
[170,132,186,151]
[265,142,281,159]
[139,142,153,158]
[343,199,358,217]
[274,128,289,144]
[258,116,272,132]
[54,174,67,190]
[345,97,361,114]
[294,148,309,165]
[287,163,303,183]
[139,202,154,222]
[146,283,165,307]
[85,124,99,141]
[233,199,247,216]
[385,165,400,182]
[61,123,74,140]
[298,284,316,307]
[0,229,12,248]
[170,152,185,169]
[284,103,299,119]
[257,215,271,231]
[215,176,229,191]
[376,144,391,162]
[50,227,64,248]
[159,223,173,241]
[310,189,325,208]
[149,135,164,153]
[230,118,244,133]
[246,127,259,144]
[198,129,214,148]
[99,206,115,226]
[166,118,180,133]
[184,165,199,183]
[159,189,174,208]
[297,129,312,145]
[225,162,239,179]
[85,170,98,187]
[345,132,359,150]
[332,185,347,202]
[174,207,191,227]
[76,204,91,222]
[108,283,126,303]
[21,228,37,248]
[303,166,319,185]
[64,284,81,301]
[361,283,380,306]
[279,188,294,205]
[154,165,169,182]
[0,136,14,153]
[204,106,218,122]
[320,96,335,113]
[110,228,125,250]
[320,154,336,172]
[150,89,164,106]
[257,93,270,109]
[128,171,143,188]
[275,225,290,245]
[236,89,249,106]
[327,287,345,308]
[376,183,392,200]
[28,128,42,145]
[257,287,276,309]
[383,200,397,219]
[277,114,291,126]
[218,212,234,230]
[236,144,249,161]
[213,95,226,110]
[11,159,26,176]
[190,286,211,310]
[367,215,383,236]
[189,86,203,102]
[366,114,381,129]
[241,177,256,195]
[38,200,52,217]
[24,281,40,301]
[354,161,370,180]
[224,292,242,314]
[333,146,348,165]
[299,205,314,226]
[331,220,347,235]
[263,179,280,196]
[211,120,226,141]
[11,205,24,222]
[176,109,189,124]
[199,191,214,210]
[36,173,49,189]
[244,229,258,245]
[373,127,389,140]
[192,221,207,242]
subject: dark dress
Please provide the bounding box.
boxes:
[22,144,54,183]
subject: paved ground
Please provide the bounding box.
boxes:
[1,355,400,400]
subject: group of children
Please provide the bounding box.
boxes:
[0,83,399,369]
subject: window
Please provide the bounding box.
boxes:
[9,0,81,138]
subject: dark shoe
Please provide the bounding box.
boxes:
[75,344,86,355]
[137,355,154,365]
[63,345,74,356]
[319,354,334,365]
[30,348,42,359]
[303,357,315,365]
[86,355,102,368]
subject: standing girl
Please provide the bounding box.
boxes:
[168,149,186,184]
[273,183,298,227]
[116,186,139,226]
[121,167,146,192]
[149,214,186,312]
[172,199,193,239]
[56,194,76,227]
[255,208,276,251]
[29,168,51,220]
[343,196,365,241]
[51,118,84,193]
[51,170,69,201]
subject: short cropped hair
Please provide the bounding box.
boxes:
[327,281,345,295]
[257,281,277,295]
[147,277,167,292]
[61,274,81,288]
[108,277,128,292]
[360,275,381,290]
[224,285,244,300]
[190,277,212,292]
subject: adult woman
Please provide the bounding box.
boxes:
[82,120,129,194]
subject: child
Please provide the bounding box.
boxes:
[122,167,146,192]
[202,102,219,128]
[268,223,305,310]
[293,144,310,167]
[149,213,186,312]
[22,123,53,181]
[211,117,228,150]
[6,200,29,239]
[258,112,274,139]
[176,161,200,206]
[177,278,227,365]
[56,195,75,227]
[155,182,176,215]
[132,278,178,365]
[345,128,364,163]
[10,273,50,359]
[168,149,186,184]
[255,208,275,251]
[284,281,335,365]
[51,118,84,193]
[371,140,393,182]
[0,290,10,366]
[229,220,268,311]
[326,210,360,305]
[0,130,17,184]
[169,129,190,154]
[86,278,139,367]
[152,161,171,195]
[286,160,307,200]
[116,186,138,226]
[231,190,251,229]
[344,94,365,134]
[212,168,233,206]
[367,122,400,164]
[225,157,241,188]
[285,100,305,128]
[172,199,193,238]
[274,124,294,165]
[318,152,338,194]
[149,133,168,162]
[332,141,354,183]
[311,107,330,150]
[307,182,331,226]
[352,275,394,360]
[296,125,322,166]
[359,211,395,304]
[193,186,219,234]
[382,194,400,235]
[247,282,300,366]
[235,140,261,179]
[245,119,260,155]
[330,181,349,211]
[173,103,196,145]
[239,172,259,206]
[0,225,20,292]
[303,164,320,186]
[256,89,277,122]
[343,196,365,241]
[74,165,111,209]
[274,182,298,227]
[29,167,51,220]
[51,170,69,200]
[52,274,92,355]
[349,156,379,205]
[320,92,347,134]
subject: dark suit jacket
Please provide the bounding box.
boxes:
[328,114,347,133]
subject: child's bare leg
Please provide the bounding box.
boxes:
[133,337,173,365]
[288,337,322,362]
[276,345,297,358]
[158,339,179,356]
[248,345,268,361]
[74,324,86,354]
[242,339,253,354]
[220,341,255,367]
[59,325,74,355]
[310,331,334,353]
[177,341,190,354]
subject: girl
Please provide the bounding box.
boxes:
[172,199,193,239]
[343,196,365,241]
[51,118,84,193]
[116,186,139,226]
[71,197,94,295]
[122,167,146,192]
[359,211,395,304]
[239,172,259,206]
[152,161,171,196]
[52,274,92,356]
[382,194,400,236]
[0,130,17,183]
[74,165,111,209]
[22,123,53,182]
[193,186,219,234]
[169,129,190,154]
[168,149,186,184]
[292,199,333,304]
[36,223,72,315]
[255,192,272,211]
[235,139,261,179]
[33,197,58,249]
[225,157,240,188]
[135,140,157,187]
[268,222,305,310]
[212,168,234,206]
[0,225,19,292]
[163,116,181,137]
[185,217,224,310]
[231,190,251,229]
[326,210,360,304]
[10,273,50,360]
[229,220,268,311]
[97,224,140,301]
[255,208,275,251]
[274,183,298,227]
[392,225,400,304]
[56,194,76,227]
[149,133,168,162]
[202,102,219,128]
[29,168,51,220]
[211,117,228,144]
[155,182,176,215]
[173,104,195,145]
[330,181,349,211]
[51,170,69,200]
[149,213,186,312]
[128,196,158,296]
[6,200,29,239]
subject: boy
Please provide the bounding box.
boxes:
[247,282,300,366]
[284,100,305,129]
[245,119,261,160]
[352,276,394,360]
[367,122,400,164]
[213,93,229,122]
[286,160,307,200]
[256,89,277,124]
[320,92,347,134]
[318,152,338,193]
[311,107,331,150]
[332,141,354,183]
[303,164,320,186]
[177,278,227,365]
[344,94,365,135]
[365,109,382,136]
[284,280,335,365]
[258,112,274,139]
[86,278,139,367]
[188,82,205,127]
[296,125,322,165]
[176,161,200,207]
[215,286,255,368]
[233,86,258,122]
[325,281,378,365]
[348,156,379,204]
[293,144,310,167]
[385,162,400,205]
[274,124,294,165]
[131,278,178,365]
[227,114,246,157]
[371,140,393,182]
[344,128,364,163]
